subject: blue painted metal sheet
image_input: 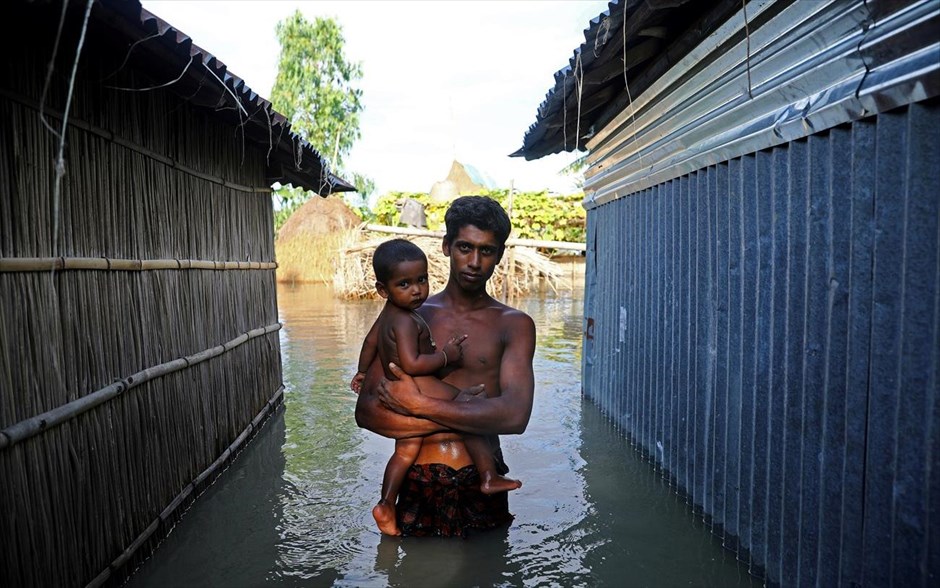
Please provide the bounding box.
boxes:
[580,99,940,586]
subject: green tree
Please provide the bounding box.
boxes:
[272,11,362,168]
[558,152,588,189]
[270,11,371,230]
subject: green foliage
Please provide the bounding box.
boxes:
[558,153,588,189]
[373,190,586,245]
[271,11,363,170]
[272,185,306,235]
[349,172,375,200]
[270,11,373,223]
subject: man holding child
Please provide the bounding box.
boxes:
[355,195,537,537]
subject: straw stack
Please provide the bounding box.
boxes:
[334,231,568,300]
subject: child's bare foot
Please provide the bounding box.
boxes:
[372,500,401,536]
[480,473,523,495]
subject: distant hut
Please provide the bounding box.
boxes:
[429,160,497,202]
[275,196,363,284]
[0,1,352,586]
[516,1,939,586]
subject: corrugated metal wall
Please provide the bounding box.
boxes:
[581,99,939,586]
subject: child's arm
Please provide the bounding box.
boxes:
[391,314,466,376]
[351,319,380,393]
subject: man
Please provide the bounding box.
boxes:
[355,195,536,537]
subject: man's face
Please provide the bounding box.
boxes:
[443,225,503,291]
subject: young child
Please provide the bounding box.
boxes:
[351,238,522,536]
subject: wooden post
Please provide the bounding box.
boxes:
[505,181,516,302]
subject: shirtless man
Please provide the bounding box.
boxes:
[355,195,536,537]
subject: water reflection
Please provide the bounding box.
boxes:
[128,283,757,588]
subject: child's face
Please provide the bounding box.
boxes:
[377,259,430,310]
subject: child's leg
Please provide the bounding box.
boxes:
[412,375,460,400]
[373,437,422,536]
[463,434,522,495]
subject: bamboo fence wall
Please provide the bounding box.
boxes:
[1,9,283,587]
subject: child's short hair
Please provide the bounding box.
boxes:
[372,238,427,283]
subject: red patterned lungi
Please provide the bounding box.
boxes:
[396,461,514,538]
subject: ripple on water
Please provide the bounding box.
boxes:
[126,284,758,588]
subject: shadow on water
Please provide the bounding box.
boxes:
[127,283,759,587]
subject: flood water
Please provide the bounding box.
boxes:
[127,283,759,587]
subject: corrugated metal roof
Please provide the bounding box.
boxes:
[514,0,743,161]
[579,0,940,208]
[32,0,354,195]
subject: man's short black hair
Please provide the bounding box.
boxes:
[372,238,427,283]
[444,196,512,248]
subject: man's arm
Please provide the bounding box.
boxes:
[354,361,450,439]
[379,311,536,435]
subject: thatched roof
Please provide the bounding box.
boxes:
[32,0,354,194]
[277,197,362,241]
[447,161,497,193]
[274,197,363,284]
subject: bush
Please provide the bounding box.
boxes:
[373,190,586,244]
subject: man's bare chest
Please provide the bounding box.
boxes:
[428,313,504,371]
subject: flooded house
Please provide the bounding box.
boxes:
[516,0,939,586]
[0,0,352,585]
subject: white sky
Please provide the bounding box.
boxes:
[141,0,609,200]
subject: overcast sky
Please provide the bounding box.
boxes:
[142,0,610,200]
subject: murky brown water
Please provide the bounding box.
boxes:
[127,283,758,587]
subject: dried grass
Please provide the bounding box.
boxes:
[334,230,570,300]
[276,229,357,284]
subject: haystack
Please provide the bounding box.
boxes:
[275,196,363,283]
[335,230,568,300]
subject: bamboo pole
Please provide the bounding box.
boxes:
[0,323,282,450]
[84,386,285,588]
[505,181,516,302]
[0,257,278,272]
[362,224,586,252]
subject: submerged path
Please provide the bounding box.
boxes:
[127,283,756,587]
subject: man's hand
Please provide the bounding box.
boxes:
[378,362,485,416]
[378,363,426,416]
[455,384,486,403]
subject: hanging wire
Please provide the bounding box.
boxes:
[39,0,69,138]
[50,0,96,260]
[99,31,162,82]
[854,0,876,101]
[574,51,584,152]
[563,69,568,151]
[104,54,194,92]
[202,62,249,166]
[622,3,642,169]
[743,0,754,99]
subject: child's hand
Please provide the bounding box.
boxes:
[350,371,365,394]
[442,334,468,367]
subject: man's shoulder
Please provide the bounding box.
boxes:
[488,298,530,317]
[487,302,535,331]
[503,307,535,328]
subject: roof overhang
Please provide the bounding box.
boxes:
[32,0,355,195]
[513,0,742,161]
